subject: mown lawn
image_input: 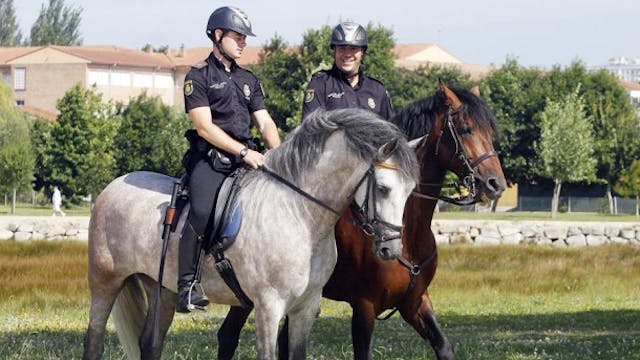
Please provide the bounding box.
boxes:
[0,241,638,359]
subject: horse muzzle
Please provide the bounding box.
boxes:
[373,227,403,261]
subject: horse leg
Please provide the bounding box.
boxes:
[286,295,322,360]
[138,276,177,360]
[254,300,285,360]
[350,301,377,360]
[399,292,454,360]
[217,306,253,360]
[277,316,289,360]
[83,279,123,360]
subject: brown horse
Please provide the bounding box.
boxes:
[217,83,507,360]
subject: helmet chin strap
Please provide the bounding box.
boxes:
[212,31,236,64]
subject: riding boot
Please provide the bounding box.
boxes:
[176,222,209,313]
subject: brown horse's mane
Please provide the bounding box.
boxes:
[390,88,497,140]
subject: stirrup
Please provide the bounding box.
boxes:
[185,281,209,312]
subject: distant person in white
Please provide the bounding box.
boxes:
[52,186,66,217]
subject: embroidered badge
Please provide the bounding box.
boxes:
[368,97,376,109]
[209,81,227,89]
[183,80,193,96]
[304,89,315,103]
[243,84,251,99]
[327,92,344,99]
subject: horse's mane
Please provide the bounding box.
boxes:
[390,88,497,140]
[266,108,418,182]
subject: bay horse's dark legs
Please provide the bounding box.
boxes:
[351,302,376,360]
[399,292,454,360]
[277,316,289,360]
[218,306,253,360]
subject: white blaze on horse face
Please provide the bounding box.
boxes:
[353,159,416,260]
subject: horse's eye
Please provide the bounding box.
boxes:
[377,185,390,196]
[458,127,473,136]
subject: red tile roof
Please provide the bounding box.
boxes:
[18,105,58,121]
[167,46,262,68]
[0,45,175,69]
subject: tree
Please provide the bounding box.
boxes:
[112,92,190,177]
[0,0,23,46]
[39,84,116,202]
[480,58,548,185]
[544,62,640,213]
[0,82,35,213]
[29,0,82,46]
[537,88,596,219]
[584,69,640,213]
[614,160,640,217]
[250,35,307,131]
[386,64,472,109]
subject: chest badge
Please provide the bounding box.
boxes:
[368,97,376,109]
[184,80,193,96]
[327,92,344,99]
[243,84,251,99]
[304,89,315,103]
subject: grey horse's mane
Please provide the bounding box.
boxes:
[265,108,418,182]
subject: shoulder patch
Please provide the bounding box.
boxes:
[304,89,315,103]
[183,80,193,96]
[192,61,207,69]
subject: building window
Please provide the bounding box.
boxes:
[14,67,26,90]
[16,99,25,106]
[1,69,10,84]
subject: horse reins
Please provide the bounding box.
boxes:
[411,106,498,206]
[259,162,403,238]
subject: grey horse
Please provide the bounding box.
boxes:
[83,108,419,360]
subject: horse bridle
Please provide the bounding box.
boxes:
[348,162,404,245]
[259,162,403,241]
[411,106,498,206]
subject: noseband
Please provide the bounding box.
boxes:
[260,162,403,241]
[412,106,498,205]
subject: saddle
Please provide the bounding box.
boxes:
[168,169,253,308]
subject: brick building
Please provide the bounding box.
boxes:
[1,43,482,118]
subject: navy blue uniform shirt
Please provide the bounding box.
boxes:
[302,65,394,120]
[183,52,265,142]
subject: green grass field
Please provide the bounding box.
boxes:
[0,241,638,359]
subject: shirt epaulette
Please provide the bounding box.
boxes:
[366,75,386,87]
[311,70,330,79]
[192,61,207,69]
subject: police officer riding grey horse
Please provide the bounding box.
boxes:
[177,5,281,313]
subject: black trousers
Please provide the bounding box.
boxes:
[178,158,227,286]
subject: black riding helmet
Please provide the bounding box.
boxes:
[330,21,368,50]
[206,6,256,40]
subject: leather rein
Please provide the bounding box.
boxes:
[259,161,403,240]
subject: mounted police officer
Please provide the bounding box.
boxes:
[177,5,281,313]
[302,21,394,120]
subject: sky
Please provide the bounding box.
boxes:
[13,0,639,68]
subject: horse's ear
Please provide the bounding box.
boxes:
[439,79,462,110]
[377,138,400,161]
[470,85,480,97]
[407,135,426,150]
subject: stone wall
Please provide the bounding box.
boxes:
[0,216,89,242]
[433,220,640,246]
[1,216,639,247]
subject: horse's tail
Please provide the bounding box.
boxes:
[112,275,147,359]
